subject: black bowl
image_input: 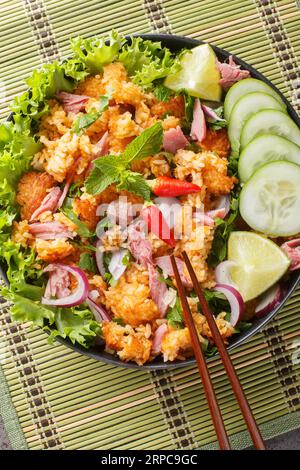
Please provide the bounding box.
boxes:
[2,34,300,370]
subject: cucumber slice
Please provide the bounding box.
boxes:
[224,78,285,121]
[240,109,300,149]
[228,92,286,154]
[239,161,300,236]
[238,134,300,183]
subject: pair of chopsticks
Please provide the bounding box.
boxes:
[170,252,265,450]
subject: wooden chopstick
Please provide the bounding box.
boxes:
[170,255,231,450]
[181,250,266,450]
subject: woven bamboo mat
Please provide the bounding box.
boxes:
[0,0,300,450]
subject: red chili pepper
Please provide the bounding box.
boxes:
[148,176,201,197]
[140,204,176,247]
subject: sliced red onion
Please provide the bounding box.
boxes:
[202,104,226,123]
[94,131,109,157]
[255,284,283,318]
[215,260,238,289]
[214,283,244,327]
[281,238,300,271]
[108,249,128,281]
[42,264,89,307]
[86,296,111,322]
[152,323,168,355]
[57,179,71,209]
[190,98,206,142]
[207,195,230,219]
[55,91,89,114]
[193,211,215,226]
[95,239,106,277]
[154,197,181,229]
[89,289,100,302]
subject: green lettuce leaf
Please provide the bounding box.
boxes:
[118,37,163,76]
[119,37,182,88]
[70,30,125,74]
[0,240,43,295]
[10,59,87,124]
[2,290,55,327]
[47,307,101,347]
[2,290,101,348]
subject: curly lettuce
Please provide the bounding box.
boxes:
[2,290,101,347]
[119,36,182,87]
[70,30,125,74]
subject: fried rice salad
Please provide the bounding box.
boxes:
[1,32,299,366]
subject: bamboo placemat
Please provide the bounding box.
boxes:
[0,0,300,450]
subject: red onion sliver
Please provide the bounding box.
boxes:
[190,98,206,142]
[215,261,238,289]
[207,195,230,219]
[57,179,71,209]
[193,211,215,226]
[95,239,106,277]
[42,264,89,307]
[281,238,300,271]
[86,296,111,322]
[255,284,283,318]
[108,249,128,281]
[202,104,226,122]
[214,283,244,327]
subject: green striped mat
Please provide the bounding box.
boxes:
[0,0,300,450]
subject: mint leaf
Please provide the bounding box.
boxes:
[85,167,119,195]
[122,122,163,163]
[61,207,94,238]
[71,95,109,135]
[94,154,126,176]
[117,171,151,200]
[78,252,97,273]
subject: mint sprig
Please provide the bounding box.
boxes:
[85,122,163,199]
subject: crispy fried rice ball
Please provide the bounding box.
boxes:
[102,322,152,365]
[104,264,160,327]
[16,171,55,220]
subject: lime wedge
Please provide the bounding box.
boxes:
[164,44,222,101]
[228,231,290,302]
